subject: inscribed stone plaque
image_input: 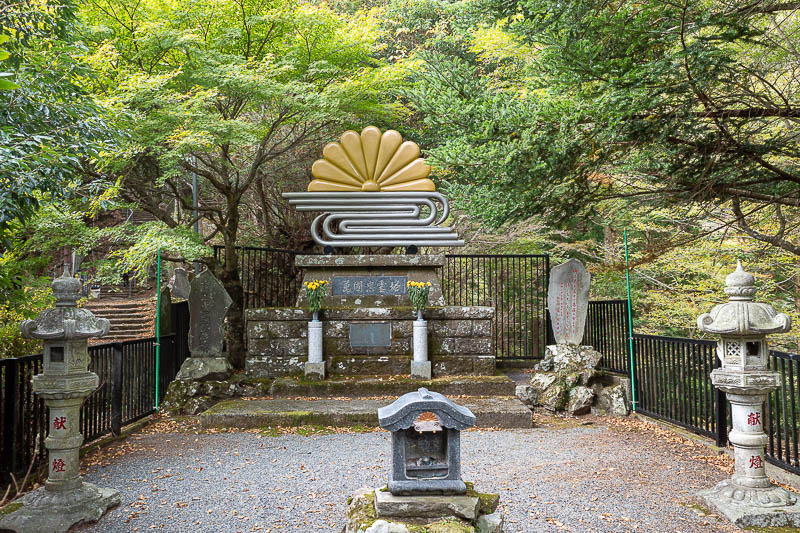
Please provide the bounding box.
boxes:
[547,259,590,345]
[188,270,233,357]
[333,276,408,296]
[350,323,392,347]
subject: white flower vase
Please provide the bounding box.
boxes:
[305,311,325,380]
[411,308,431,380]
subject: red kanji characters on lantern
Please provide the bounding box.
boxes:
[52,458,66,472]
[53,416,66,430]
[747,412,760,426]
[749,455,763,469]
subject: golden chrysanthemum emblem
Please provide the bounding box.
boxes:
[309,126,435,192]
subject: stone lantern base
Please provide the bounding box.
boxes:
[0,482,120,533]
[698,480,800,528]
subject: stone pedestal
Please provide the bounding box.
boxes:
[295,255,445,307]
[411,319,430,379]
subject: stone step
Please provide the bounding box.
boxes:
[269,375,517,398]
[199,396,533,429]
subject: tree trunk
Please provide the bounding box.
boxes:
[215,209,246,370]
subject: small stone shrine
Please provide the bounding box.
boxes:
[516,259,629,416]
[246,127,496,380]
[344,389,504,532]
[379,387,473,495]
[0,267,120,533]
[697,261,800,528]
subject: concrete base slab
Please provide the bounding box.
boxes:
[199,396,532,429]
[0,482,120,533]
[304,361,325,380]
[410,361,431,380]
[698,479,800,528]
[375,488,479,520]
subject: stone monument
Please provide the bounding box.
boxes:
[343,390,505,532]
[158,286,172,336]
[516,259,625,416]
[0,267,120,533]
[246,127,497,381]
[168,267,190,299]
[175,269,233,381]
[696,261,800,528]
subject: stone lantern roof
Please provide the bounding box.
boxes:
[378,387,475,432]
[697,261,791,336]
[20,266,110,341]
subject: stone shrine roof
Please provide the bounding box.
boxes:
[697,261,791,336]
[20,267,110,341]
[378,388,476,432]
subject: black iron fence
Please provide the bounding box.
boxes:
[440,254,549,361]
[631,334,727,446]
[766,350,800,475]
[0,302,189,484]
[586,300,629,374]
[213,245,302,308]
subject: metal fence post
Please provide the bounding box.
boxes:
[2,361,19,475]
[716,389,728,447]
[111,342,123,436]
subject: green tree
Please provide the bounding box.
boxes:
[82,0,402,368]
[0,1,117,241]
[403,0,800,255]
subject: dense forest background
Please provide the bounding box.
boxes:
[1,0,798,359]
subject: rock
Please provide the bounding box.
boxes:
[374,490,480,520]
[202,380,237,398]
[476,512,504,533]
[183,396,216,415]
[568,386,594,415]
[345,488,378,533]
[515,384,535,407]
[364,520,409,533]
[540,382,567,412]
[169,267,190,299]
[175,357,233,381]
[593,384,630,416]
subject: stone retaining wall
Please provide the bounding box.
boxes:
[245,306,495,378]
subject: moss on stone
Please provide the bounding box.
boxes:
[477,492,499,515]
[345,490,377,530]
[425,518,475,532]
[0,502,22,515]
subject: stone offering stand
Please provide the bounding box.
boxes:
[245,255,495,380]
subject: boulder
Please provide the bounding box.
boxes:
[568,386,594,416]
[593,384,630,416]
[476,512,504,533]
[175,357,233,382]
[365,520,409,533]
[540,382,567,412]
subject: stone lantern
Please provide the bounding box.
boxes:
[697,261,800,527]
[0,267,120,533]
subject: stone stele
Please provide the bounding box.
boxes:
[546,258,590,345]
[176,269,233,381]
[168,267,191,299]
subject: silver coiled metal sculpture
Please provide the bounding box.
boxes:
[283,192,465,248]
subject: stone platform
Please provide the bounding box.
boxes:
[199,396,532,429]
[246,306,495,378]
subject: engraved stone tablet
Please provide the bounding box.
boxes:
[350,323,392,347]
[188,270,233,357]
[333,276,408,296]
[547,259,590,345]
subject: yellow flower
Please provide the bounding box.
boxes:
[426,281,431,286]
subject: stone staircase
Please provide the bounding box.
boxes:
[84,298,154,343]
[197,374,534,429]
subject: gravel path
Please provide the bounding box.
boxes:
[74,416,742,532]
